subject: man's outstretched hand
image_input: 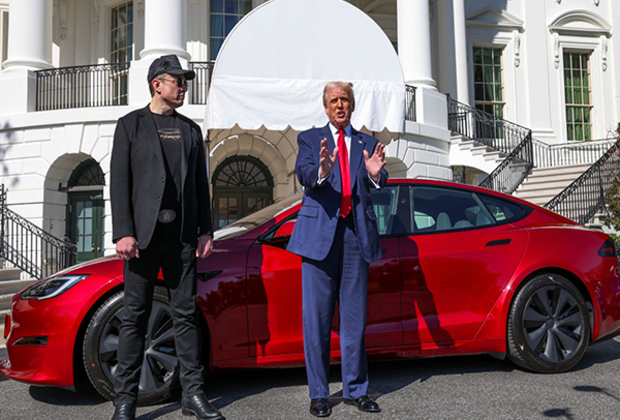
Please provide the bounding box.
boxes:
[364,143,386,182]
[319,137,339,179]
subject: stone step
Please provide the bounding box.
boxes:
[528,163,592,175]
[0,294,13,312]
[523,171,589,184]
[0,279,37,296]
[518,180,576,193]
[0,268,23,281]
[517,187,566,200]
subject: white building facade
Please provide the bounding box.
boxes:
[0,0,618,264]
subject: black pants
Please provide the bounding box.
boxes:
[114,219,204,404]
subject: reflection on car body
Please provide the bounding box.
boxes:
[1,179,619,405]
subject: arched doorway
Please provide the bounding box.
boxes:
[212,156,273,228]
[66,159,105,263]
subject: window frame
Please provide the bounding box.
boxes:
[472,46,505,119]
[562,50,593,141]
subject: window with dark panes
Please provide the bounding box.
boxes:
[473,46,504,119]
[212,156,273,228]
[210,0,251,60]
[564,51,593,141]
[110,1,132,105]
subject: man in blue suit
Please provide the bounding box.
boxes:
[288,81,387,417]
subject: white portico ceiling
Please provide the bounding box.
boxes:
[204,0,405,134]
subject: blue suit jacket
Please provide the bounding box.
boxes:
[287,123,388,263]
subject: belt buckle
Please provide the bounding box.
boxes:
[157,209,176,224]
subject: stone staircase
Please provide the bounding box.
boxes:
[0,258,36,311]
[514,163,592,207]
[513,163,606,228]
[450,136,508,176]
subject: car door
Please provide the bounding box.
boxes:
[246,184,404,359]
[400,185,529,346]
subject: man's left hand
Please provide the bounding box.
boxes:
[196,234,213,259]
[364,143,386,182]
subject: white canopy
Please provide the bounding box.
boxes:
[204,0,405,133]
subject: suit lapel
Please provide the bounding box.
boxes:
[320,124,341,192]
[139,107,165,168]
[349,128,365,190]
[176,113,190,190]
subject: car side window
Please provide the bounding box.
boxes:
[409,186,496,233]
[371,186,401,236]
[478,194,528,223]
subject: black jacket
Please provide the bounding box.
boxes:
[110,105,213,248]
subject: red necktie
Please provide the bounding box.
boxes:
[337,128,351,218]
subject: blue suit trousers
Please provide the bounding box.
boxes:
[301,214,369,400]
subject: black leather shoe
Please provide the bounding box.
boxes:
[309,398,331,417]
[343,395,381,413]
[111,402,136,420]
[182,393,225,420]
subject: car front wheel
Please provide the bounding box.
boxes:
[82,286,180,405]
[507,273,590,373]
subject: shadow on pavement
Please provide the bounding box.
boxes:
[542,407,575,419]
[567,337,620,372]
[29,382,107,406]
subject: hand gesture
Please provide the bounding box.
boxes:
[319,137,339,179]
[364,143,386,182]
[196,234,213,259]
[116,236,139,260]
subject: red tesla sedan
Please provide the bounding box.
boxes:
[2,179,620,405]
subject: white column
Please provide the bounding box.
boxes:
[397,0,436,88]
[2,0,53,70]
[437,0,469,104]
[453,0,469,104]
[140,0,190,60]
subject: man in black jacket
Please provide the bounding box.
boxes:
[110,55,223,420]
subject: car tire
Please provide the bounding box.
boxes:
[82,286,180,405]
[507,273,590,373]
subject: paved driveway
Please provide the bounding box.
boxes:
[2,337,620,419]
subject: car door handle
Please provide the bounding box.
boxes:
[486,239,512,247]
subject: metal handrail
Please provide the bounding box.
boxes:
[189,61,215,105]
[479,131,533,194]
[447,96,533,194]
[533,137,617,168]
[545,139,620,225]
[36,62,131,111]
[0,185,77,279]
[405,85,416,122]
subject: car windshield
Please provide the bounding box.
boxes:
[214,191,303,240]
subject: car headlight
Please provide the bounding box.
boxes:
[20,274,89,300]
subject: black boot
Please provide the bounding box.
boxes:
[182,393,224,420]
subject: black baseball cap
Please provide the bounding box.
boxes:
[147,55,196,83]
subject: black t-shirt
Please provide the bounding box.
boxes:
[152,112,182,211]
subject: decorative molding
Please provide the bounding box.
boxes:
[60,0,68,40]
[137,1,144,19]
[466,5,524,31]
[553,33,560,69]
[513,30,521,67]
[548,10,611,37]
[93,0,100,30]
[601,36,608,71]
